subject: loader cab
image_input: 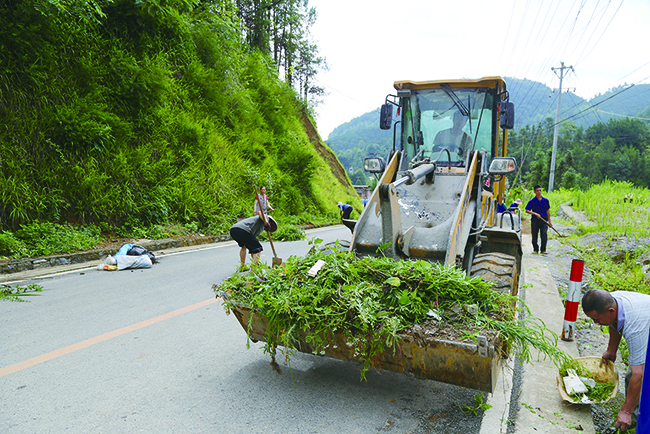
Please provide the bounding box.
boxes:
[380,78,513,175]
[414,89,489,168]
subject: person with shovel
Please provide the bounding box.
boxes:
[229,211,277,270]
[525,185,552,254]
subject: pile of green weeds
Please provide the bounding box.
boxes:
[560,360,617,403]
[215,243,570,379]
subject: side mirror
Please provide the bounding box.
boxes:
[364,156,386,173]
[499,101,515,129]
[488,157,517,175]
[379,103,393,130]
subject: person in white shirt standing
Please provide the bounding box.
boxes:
[254,186,274,216]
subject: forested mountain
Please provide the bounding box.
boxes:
[327,77,650,187]
[0,0,359,234]
[508,116,650,191]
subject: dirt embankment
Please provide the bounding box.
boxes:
[299,110,358,197]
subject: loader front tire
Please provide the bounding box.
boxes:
[470,252,519,297]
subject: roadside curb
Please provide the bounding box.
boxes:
[481,234,595,433]
[0,234,231,276]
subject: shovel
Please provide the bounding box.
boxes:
[254,186,282,267]
[540,216,565,238]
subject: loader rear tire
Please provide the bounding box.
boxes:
[470,252,519,297]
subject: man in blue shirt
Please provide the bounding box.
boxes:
[525,185,552,254]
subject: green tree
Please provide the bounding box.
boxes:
[350,169,368,186]
[524,149,550,189]
[607,154,632,182]
[236,0,326,105]
[586,117,650,152]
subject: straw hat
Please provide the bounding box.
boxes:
[267,216,278,233]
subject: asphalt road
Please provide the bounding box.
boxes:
[0,225,488,434]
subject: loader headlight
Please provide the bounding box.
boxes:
[488,157,517,175]
[364,157,386,173]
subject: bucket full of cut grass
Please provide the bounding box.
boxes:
[557,357,619,404]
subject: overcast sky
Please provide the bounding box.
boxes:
[307,0,650,139]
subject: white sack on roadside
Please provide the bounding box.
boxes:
[116,254,152,270]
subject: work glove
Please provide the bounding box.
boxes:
[264,223,271,231]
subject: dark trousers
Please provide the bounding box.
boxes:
[531,217,548,253]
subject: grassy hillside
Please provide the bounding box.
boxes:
[0,0,360,248]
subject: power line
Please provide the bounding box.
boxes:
[557,82,635,125]
[512,0,625,115]
[567,0,609,63]
[574,0,625,67]
[617,59,650,83]
[596,110,650,121]
[508,0,582,118]
[499,0,518,67]
[559,0,587,61]
[549,74,650,128]
[312,78,375,111]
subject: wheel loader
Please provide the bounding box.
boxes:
[354,76,521,290]
[227,77,522,392]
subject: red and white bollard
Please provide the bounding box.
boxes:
[561,259,585,341]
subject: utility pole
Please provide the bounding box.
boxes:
[548,61,574,192]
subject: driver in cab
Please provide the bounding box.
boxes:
[433,110,473,157]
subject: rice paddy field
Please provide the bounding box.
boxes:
[544,180,650,296]
[547,180,650,238]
